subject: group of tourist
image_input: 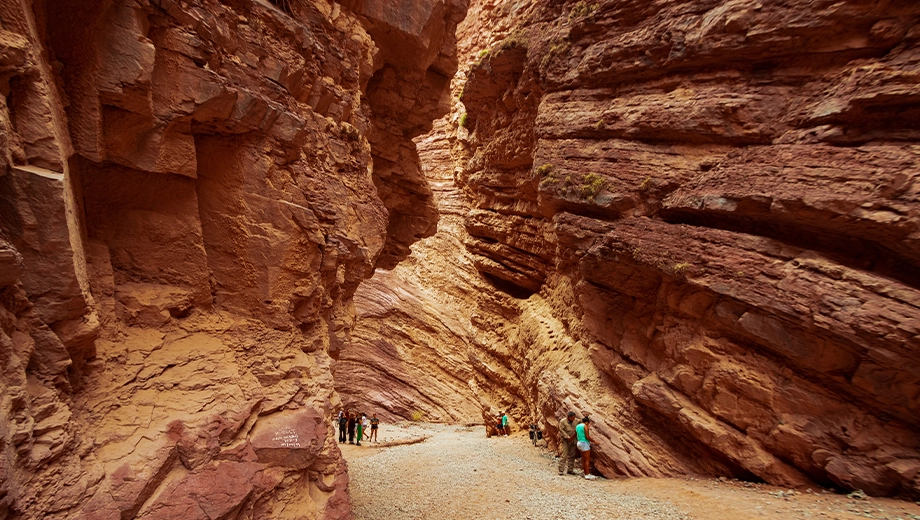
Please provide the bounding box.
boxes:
[338,406,597,478]
[495,411,510,436]
[494,409,598,479]
[337,409,379,446]
[557,411,596,479]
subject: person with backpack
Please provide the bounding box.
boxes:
[576,416,597,480]
[502,411,510,436]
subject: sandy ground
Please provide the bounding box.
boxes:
[340,423,920,520]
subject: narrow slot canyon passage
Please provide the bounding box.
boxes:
[0,1,919,519]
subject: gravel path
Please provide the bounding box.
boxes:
[342,423,689,520]
[342,423,920,520]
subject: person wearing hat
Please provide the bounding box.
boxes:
[557,411,579,475]
[576,416,597,480]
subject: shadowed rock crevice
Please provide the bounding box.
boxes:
[660,208,920,293]
[350,0,470,269]
[481,272,536,300]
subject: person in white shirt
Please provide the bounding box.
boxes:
[360,413,370,444]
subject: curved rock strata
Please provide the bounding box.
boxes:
[0,0,465,518]
[339,0,920,500]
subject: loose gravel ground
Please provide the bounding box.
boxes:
[341,424,920,520]
[343,423,687,520]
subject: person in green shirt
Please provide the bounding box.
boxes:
[575,416,596,480]
[501,411,510,436]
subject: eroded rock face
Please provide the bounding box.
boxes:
[0,0,465,518]
[340,0,920,499]
[333,117,485,423]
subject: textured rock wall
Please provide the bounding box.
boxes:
[340,0,920,499]
[0,0,465,518]
[332,116,485,423]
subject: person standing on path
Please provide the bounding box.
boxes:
[502,411,510,436]
[347,411,356,444]
[576,416,597,480]
[369,413,380,443]
[557,411,578,475]
[356,413,365,446]
[338,410,348,443]
[361,413,370,443]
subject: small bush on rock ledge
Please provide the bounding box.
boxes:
[569,1,598,22]
[581,173,606,199]
[541,39,570,70]
[672,262,692,275]
[535,163,554,177]
[638,176,654,193]
[537,164,559,189]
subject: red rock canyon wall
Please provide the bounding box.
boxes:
[336,0,920,500]
[0,0,465,518]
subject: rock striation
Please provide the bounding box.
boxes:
[338,0,920,500]
[0,0,465,518]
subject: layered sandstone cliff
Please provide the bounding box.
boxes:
[337,0,920,499]
[0,0,465,518]
[3,0,919,515]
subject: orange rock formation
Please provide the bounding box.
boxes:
[335,0,920,500]
[0,0,465,518]
[2,0,920,518]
